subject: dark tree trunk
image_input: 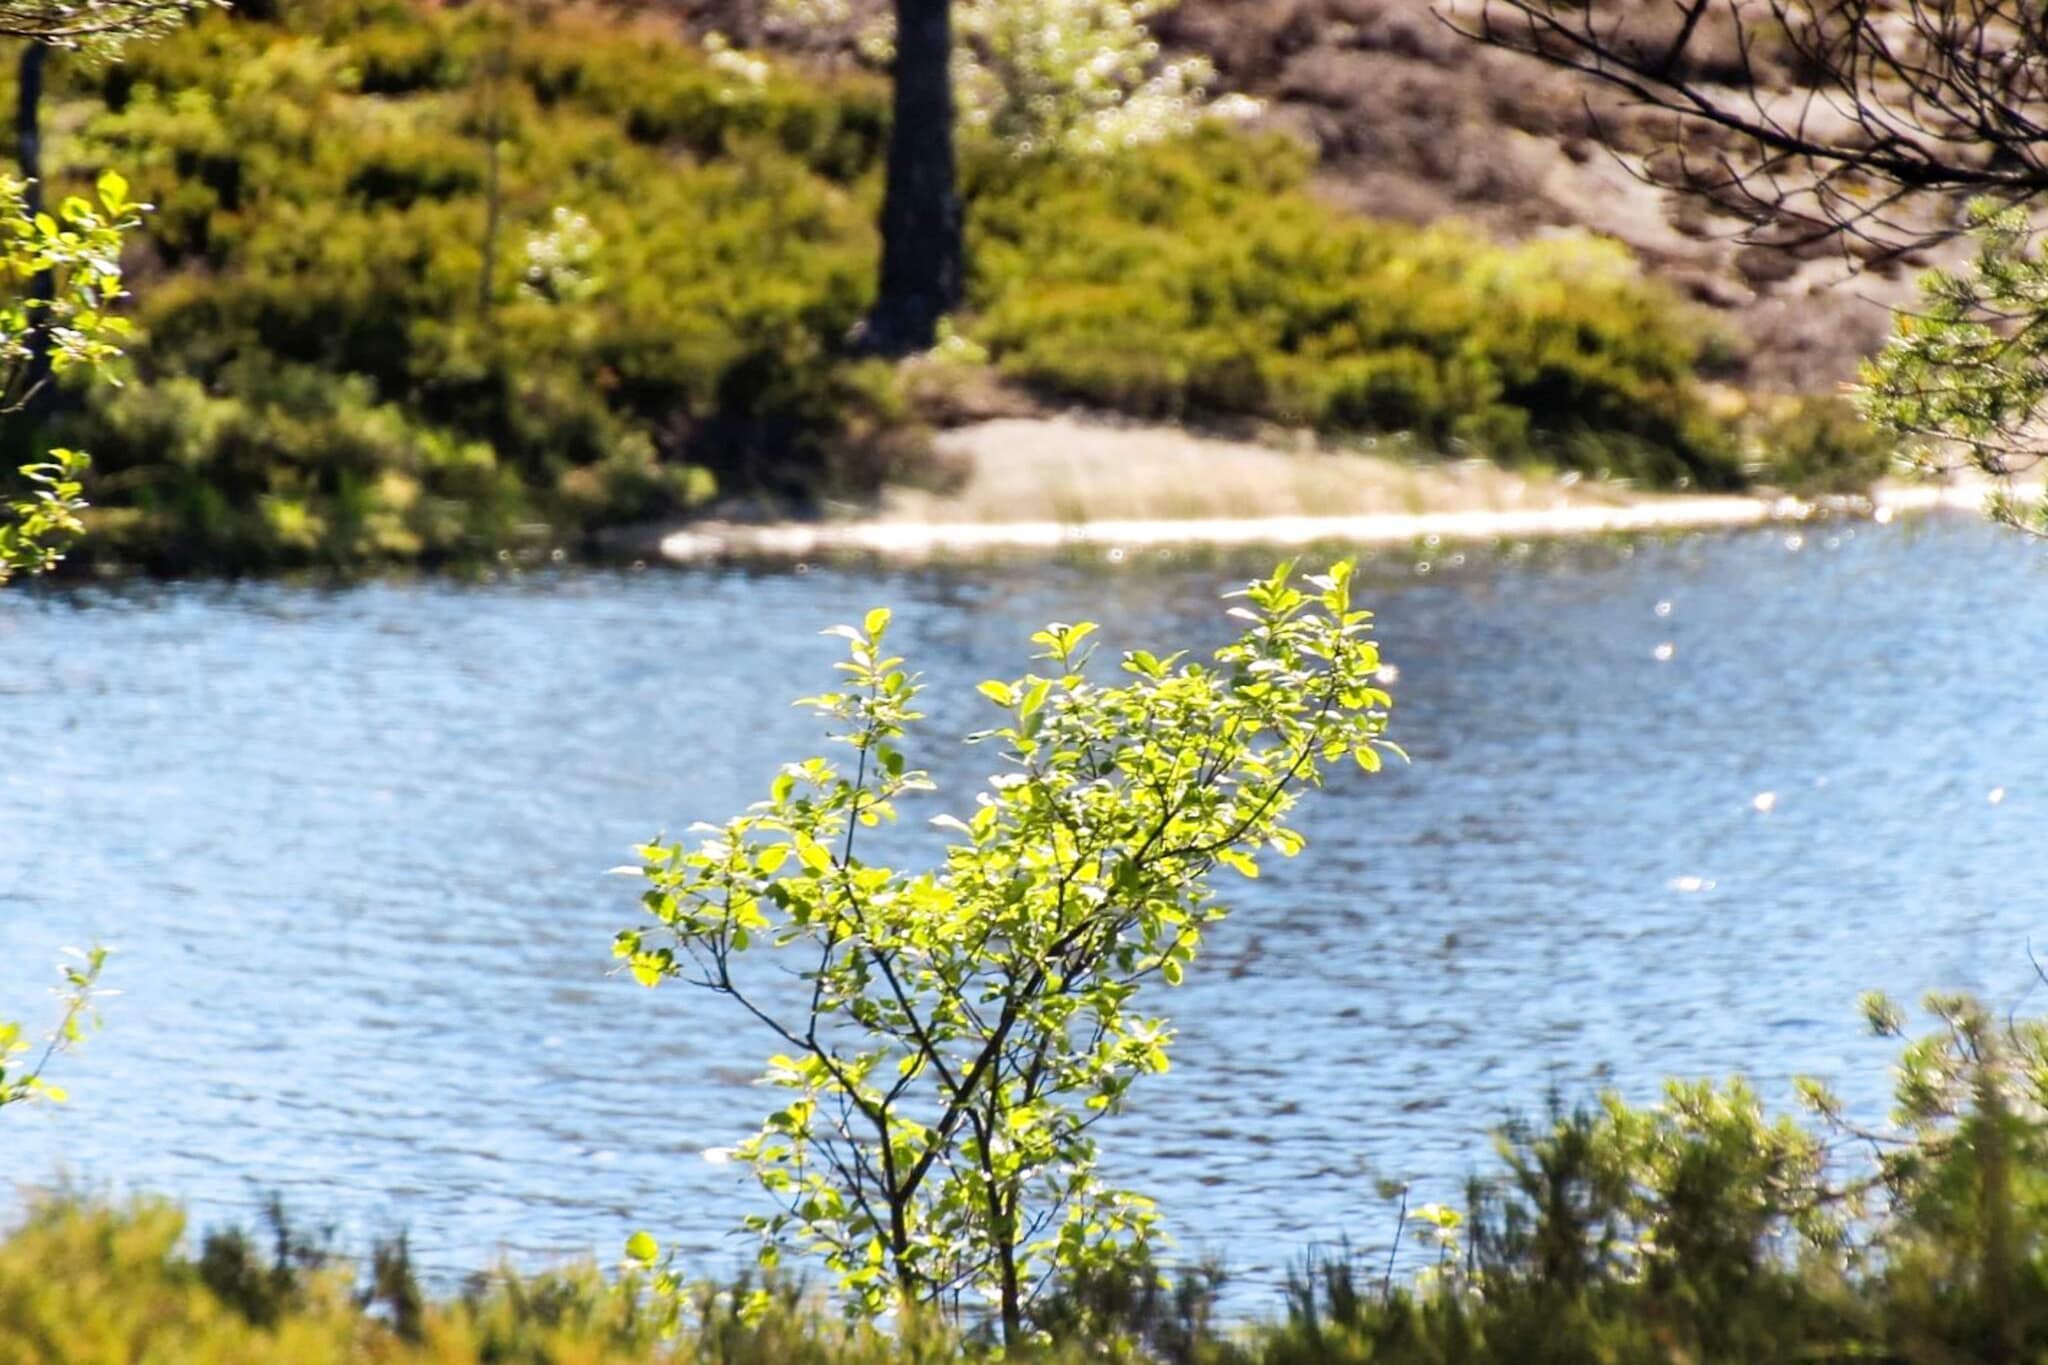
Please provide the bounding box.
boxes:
[478,111,502,318]
[16,41,52,418]
[860,0,962,356]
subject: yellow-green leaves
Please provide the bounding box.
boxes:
[0,946,110,1115]
[97,170,132,218]
[794,836,834,874]
[1,450,90,584]
[1215,848,1259,879]
[1268,827,1306,858]
[1862,201,2048,535]
[0,164,149,585]
[1029,620,1097,663]
[618,563,1396,1329]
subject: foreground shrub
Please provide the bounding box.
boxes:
[0,1197,978,1364]
[17,988,2048,1361]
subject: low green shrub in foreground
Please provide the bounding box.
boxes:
[13,986,2048,1365]
[0,0,1764,572]
[0,1197,981,1364]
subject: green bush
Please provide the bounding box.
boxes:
[22,0,903,571]
[0,1196,1012,1364]
[966,130,1744,489]
[1744,393,1900,496]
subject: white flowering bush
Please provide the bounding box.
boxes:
[955,0,1256,155]
[765,0,1255,155]
[519,206,602,305]
[704,31,772,95]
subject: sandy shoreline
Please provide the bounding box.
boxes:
[654,416,2010,564]
[657,484,1989,563]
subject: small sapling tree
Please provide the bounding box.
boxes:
[616,562,1398,1340]
[1,174,140,1121]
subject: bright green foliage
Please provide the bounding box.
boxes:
[0,168,140,403]
[0,946,108,1112]
[37,0,898,571]
[618,563,1397,1336]
[1,446,88,581]
[966,130,1745,490]
[1862,202,2048,533]
[0,169,141,581]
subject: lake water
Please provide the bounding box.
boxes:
[4,517,2046,1302]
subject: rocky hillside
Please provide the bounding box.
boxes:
[1161,0,1955,392]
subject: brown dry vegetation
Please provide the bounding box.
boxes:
[622,0,1952,393]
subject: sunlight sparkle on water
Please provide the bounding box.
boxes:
[1752,791,1778,813]
[1653,642,1676,662]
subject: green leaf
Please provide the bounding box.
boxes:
[977,679,1016,706]
[1217,848,1259,879]
[864,607,892,637]
[96,170,128,213]
[625,1231,660,1266]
